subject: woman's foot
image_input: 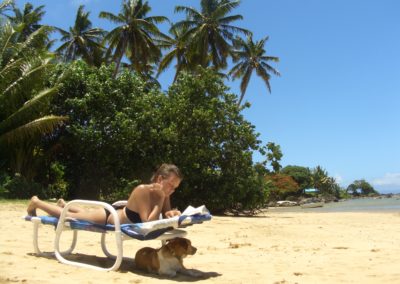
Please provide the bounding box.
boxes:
[27,196,38,216]
[56,198,66,208]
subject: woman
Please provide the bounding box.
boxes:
[27,164,183,224]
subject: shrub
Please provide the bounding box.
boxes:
[2,173,43,199]
[47,62,267,212]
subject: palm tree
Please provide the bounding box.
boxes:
[99,0,168,76]
[157,25,191,81]
[309,166,339,195]
[229,35,280,104]
[8,1,45,42]
[56,5,106,66]
[0,22,67,179]
[174,0,250,70]
[0,0,13,17]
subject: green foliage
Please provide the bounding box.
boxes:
[229,35,280,104]
[338,188,351,199]
[281,165,312,190]
[0,20,67,180]
[45,161,68,198]
[99,0,168,76]
[265,142,282,173]
[174,0,250,70]
[1,173,42,198]
[55,5,106,66]
[0,162,68,199]
[8,2,46,42]
[0,1,13,17]
[47,61,267,212]
[0,171,11,197]
[346,179,378,196]
[163,68,267,212]
[309,166,340,197]
[156,24,190,81]
[100,178,140,203]
[49,61,158,199]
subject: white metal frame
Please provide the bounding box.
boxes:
[30,199,187,271]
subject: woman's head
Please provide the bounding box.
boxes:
[151,164,183,196]
[151,164,183,182]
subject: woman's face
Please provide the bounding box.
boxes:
[157,174,181,196]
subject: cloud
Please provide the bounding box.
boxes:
[372,173,400,187]
[333,174,343,184]
[371,173,400,194]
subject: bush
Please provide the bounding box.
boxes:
[0,171,11,198]
[265,174,300,201]
[0,161,68,199]
[100,178,140,203]
[45,162,68,199]
[2,173,43,199]
[47,62,268,212]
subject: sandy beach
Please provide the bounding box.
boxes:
[1,201,399,284]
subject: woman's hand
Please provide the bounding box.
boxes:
[149,183,165,198]
[165,209,181,218]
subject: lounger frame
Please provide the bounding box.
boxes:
[28,199,186,271]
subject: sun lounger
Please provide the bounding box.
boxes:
[24,200,211,271]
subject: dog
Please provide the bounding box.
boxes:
[135,237,201,277]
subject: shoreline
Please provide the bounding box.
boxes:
[269,196,400,213]
[1,202,399,283]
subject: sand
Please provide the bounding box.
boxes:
[1,201,399,284]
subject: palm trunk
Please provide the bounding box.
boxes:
[113,55,123,78]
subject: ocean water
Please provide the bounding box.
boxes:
[270,197,400,213]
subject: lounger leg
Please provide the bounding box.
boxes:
[62,230,78,255]
[101,232,117,259]
[32,219,42,255]
[54,200,124,271]
[31,217,77,256]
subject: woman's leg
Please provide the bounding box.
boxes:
[56,198,83,213]
[27,196,63,217]
[27,196,107,224]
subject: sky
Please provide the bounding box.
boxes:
[13,0,400,194]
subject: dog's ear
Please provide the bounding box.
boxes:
[165,237,177,244]
[165,241,176,256]
[177,238,189,250]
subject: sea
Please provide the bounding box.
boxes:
[269,197,400,213]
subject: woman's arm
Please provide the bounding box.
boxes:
[162,197,181,218]
[128,184,165,222]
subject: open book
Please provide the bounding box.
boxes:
[132,205,210,234]
[181,205,210,216]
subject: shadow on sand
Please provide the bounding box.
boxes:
[30,252,222,281]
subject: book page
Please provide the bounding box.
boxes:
[182,205,210,216]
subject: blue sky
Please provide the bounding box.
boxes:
[14,0,400,193]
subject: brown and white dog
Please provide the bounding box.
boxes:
[135,237,200,277]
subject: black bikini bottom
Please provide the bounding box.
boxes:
[104,206,142,224]
[104,208,111,225]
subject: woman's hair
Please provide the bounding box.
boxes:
[151,164,183,182]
